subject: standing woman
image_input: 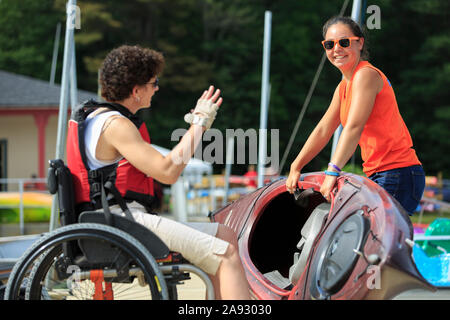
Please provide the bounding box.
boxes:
[285,16,425,215]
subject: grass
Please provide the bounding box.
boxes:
[410,210,450,226]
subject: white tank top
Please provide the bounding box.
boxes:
[84,110,124,170]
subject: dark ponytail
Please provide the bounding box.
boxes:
[322,16,369,61]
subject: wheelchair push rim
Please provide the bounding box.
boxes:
[5,223,169,300]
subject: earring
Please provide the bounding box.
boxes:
[136,96,141,102]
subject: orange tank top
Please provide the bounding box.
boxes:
[339,61,421,177]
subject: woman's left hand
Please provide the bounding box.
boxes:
[320,175,338,202]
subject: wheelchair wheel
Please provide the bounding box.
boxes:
[5,223,168,300]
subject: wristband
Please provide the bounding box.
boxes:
[328,162,342,172]
[324,170,339,177]
[191,114,208,127]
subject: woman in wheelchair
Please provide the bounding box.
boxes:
[65,45,250,300]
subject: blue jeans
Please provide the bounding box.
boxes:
[368,165,425,215]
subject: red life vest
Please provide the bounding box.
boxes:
[66,99,156,214]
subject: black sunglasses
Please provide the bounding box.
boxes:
[148,77,159,88]
[322,37,359,50]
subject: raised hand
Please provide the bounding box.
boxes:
[184,85,223,129]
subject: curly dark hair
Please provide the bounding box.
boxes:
[322,16,369,61]
[99,45,165,102]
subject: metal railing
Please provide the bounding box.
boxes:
[1,176,449,235]
[417,196,450,225]
[0,178,49,235]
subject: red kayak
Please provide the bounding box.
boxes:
[211,172,435,300]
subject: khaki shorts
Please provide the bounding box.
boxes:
[107,202,229,275]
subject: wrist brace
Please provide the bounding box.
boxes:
[184,98,218,129]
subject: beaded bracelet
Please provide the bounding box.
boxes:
[328,162,342,173]
[324,170,339,177]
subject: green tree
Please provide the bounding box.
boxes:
[367,0,450,176]
[1,0,448,177]
[0,0,64,81]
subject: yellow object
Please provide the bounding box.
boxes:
[0,192,52,223]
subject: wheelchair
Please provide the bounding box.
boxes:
[4,159,215,300]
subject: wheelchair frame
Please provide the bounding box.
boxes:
[4,159,215,300]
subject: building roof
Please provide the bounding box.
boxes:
[0,69,98,108]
